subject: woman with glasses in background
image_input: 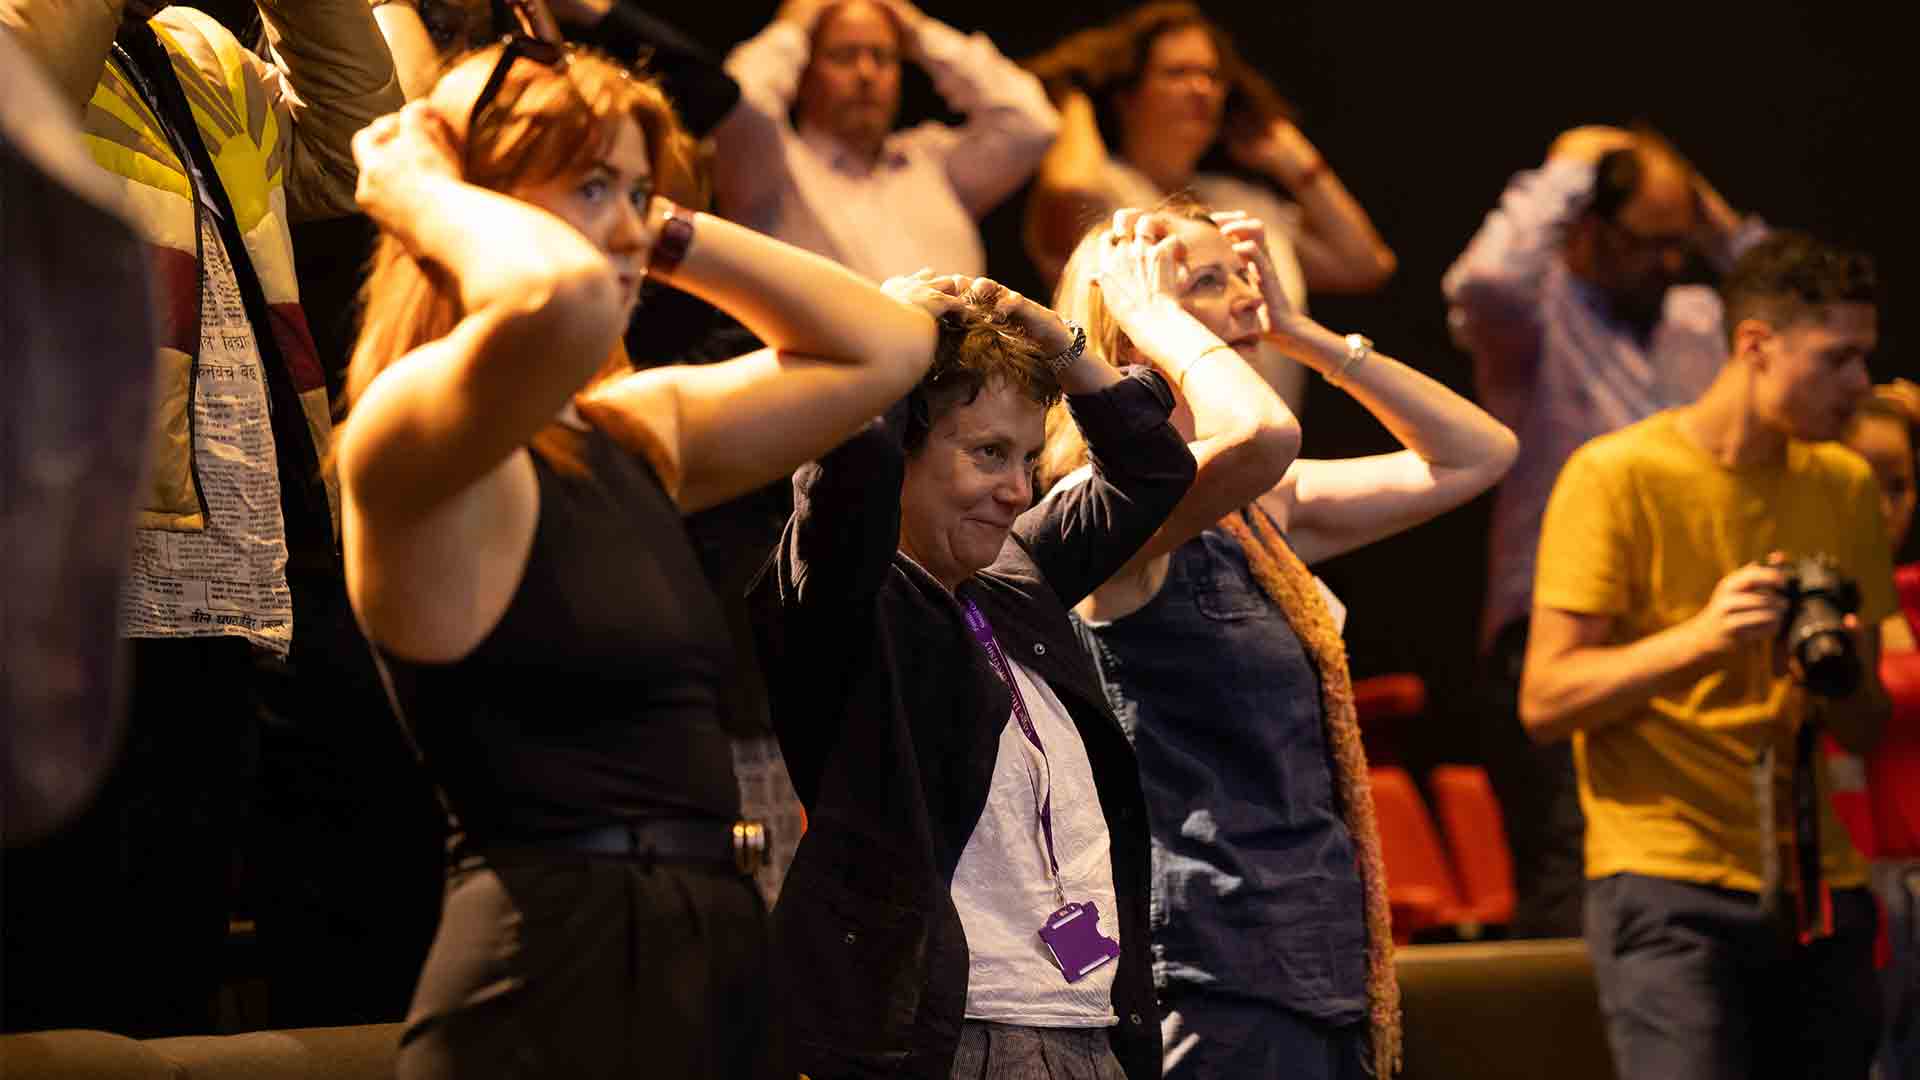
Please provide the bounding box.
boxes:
[336,39,935,1078]
[1022,2,1396,413]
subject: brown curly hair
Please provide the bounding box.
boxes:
[1022,3,1296,155]
[905,298,1061,455]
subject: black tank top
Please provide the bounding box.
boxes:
[377,426,739,844]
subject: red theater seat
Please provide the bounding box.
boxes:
[1370,765,1463,941]
[1354,673,1427,767]
[1429,765,1517,927]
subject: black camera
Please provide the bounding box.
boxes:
[1778,555,1863,698]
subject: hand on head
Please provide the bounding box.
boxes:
[777,0,837,31]
[1546,124,1638,165]
[1225,117,1318,185]
[871,0,924,34]
[352,101,461,229]
[882,270,1074,357]
[1092,209,1190,318]
[1209,209,1299,330]
[881,268,968,322]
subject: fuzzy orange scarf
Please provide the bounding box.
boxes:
[1217,506,1402,1076]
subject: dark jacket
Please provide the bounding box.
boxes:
[749,369,1195,1080]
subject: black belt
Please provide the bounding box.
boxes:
[540,818,771,876]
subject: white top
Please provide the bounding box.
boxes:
[951,659,1120,1027]
[715,18,1059,283]
[1102,160,1311,413]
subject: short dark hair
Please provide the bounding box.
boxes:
[903,301,1060,454]
[1720,230,1877,345]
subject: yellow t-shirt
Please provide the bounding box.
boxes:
[1534,410,1895,893]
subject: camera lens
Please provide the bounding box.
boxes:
[1781,555,1862,699]
[1795,630,1860,698]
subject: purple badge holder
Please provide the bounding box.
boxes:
[1038,900,1122,983]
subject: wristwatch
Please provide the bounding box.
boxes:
[1048,321,1087,377]
[1327,332,1372,386]
[649,202,695,276]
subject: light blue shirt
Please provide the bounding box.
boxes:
[1442,159,1766,642]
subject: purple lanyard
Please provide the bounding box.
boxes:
[960,596,1063,890]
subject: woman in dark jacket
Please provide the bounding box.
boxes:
[749,275,1222,1079]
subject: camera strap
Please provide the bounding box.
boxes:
[1759,693,1836,943]
[1790,698,1835,944]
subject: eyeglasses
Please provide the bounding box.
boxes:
[467,34,569,135]
[818,43,901,69]
[1146,63,1225,89]
[1604,217,1695,259]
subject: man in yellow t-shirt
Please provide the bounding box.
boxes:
[1523,231,1893,1080]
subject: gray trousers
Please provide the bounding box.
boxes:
[1585,873,1878,1080]
[951,1021,1127,1080]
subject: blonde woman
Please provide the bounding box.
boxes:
[1045,202,1515,1078]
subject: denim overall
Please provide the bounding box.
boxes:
[1077,521,1368,1031]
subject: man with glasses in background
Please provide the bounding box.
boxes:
[1443,124,1766,939]
[713,0,1058,283]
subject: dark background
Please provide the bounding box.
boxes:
[700,1,1911,769]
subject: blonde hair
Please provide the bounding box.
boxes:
[343,43,693,473]
[1037,193,1216,489]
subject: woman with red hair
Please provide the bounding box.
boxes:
[338,41,936,1077]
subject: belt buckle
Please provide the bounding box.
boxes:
[731,819,770,876]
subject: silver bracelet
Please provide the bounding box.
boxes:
[1326,333,1373,387]
[1047,321,1086,377]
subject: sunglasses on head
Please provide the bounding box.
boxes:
[468,34,569,135]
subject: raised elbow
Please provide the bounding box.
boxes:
[1205,407,1300,498]
[1026,97,1064,145]
[1360,246,1399,291]
[1247,408,1303,480]
[1486,423,1522,480]
[500,259,625,355]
